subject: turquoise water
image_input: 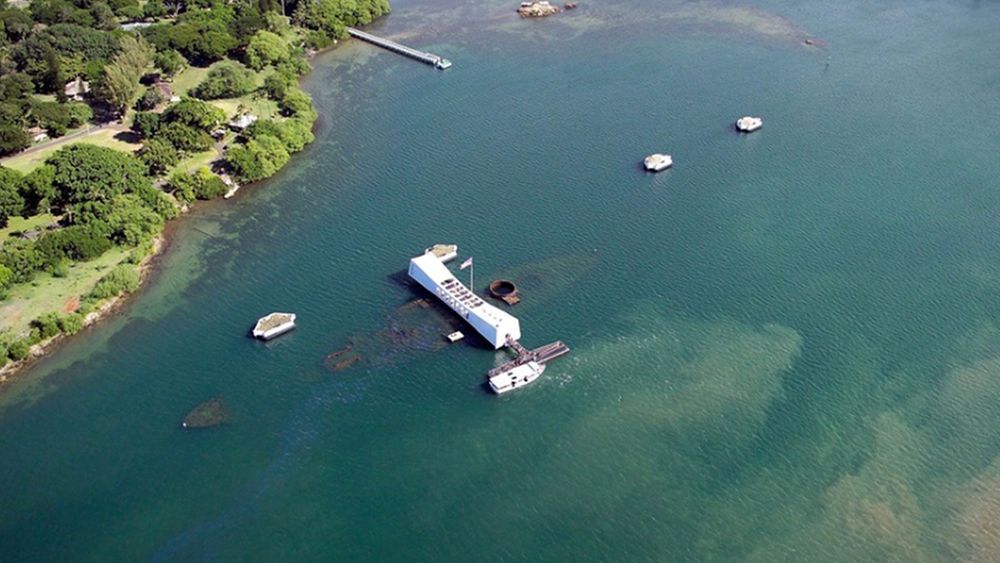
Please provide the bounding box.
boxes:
[4,0,1000,559]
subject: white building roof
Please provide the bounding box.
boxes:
[409,252,521,348]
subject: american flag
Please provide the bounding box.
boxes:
[460,257,473,270]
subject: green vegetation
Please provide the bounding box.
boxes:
[0,0,392,368]
[191,61,256,100]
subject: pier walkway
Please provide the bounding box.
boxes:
[347,28,452,69]
[488,337,570,377]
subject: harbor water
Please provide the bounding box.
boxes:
[3,0,1000,559]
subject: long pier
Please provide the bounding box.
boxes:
[347,28,452,69]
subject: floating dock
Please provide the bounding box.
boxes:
[488,337,570,377]
[347,28,452,69]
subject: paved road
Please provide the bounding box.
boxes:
[0,120,127,163]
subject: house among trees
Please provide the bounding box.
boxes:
[27,126,48,143]
[227,113,258,131]
[64,78,90,101]
[153,81,180,104]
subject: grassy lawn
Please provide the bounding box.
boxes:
[208,95,279,120]
[2,128,142,174]
[171,64,214,97]
[172,147,221,175]
[0,214,56,240]
[0,247,130,336]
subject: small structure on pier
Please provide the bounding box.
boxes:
[347,28,452,70]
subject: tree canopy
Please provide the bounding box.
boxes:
[0,166,24,228]
[191,61,256,100]
[245,30,290,70]
[45,144,150,210]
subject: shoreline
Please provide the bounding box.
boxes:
[0,32,363,391]
[0,227,174,387]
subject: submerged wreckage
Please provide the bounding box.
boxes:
[408,245,569,393]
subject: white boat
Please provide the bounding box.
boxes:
[489,361,545,394]
[735,116,763,132]
[252,312,296,340]
[643,153,673,172]
[446,331,465,342]
[424,244,458,263]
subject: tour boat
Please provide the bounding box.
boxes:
[489,361,545,394]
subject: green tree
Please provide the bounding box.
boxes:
[19,165,56,215]
[276,118,314,152]
[279,86,313,117]
[153,49,185,77]
[0,263,13,291]
[31,313,61,339]
[167,169,196,201]
[143,0,167,18]
[166,16,238,63]
[96,35,152,115]
[102,193,166,245]
[168,166,228,201]
[0,124,30,155]
[191,61,256,100]
[7,337,30,361]
[131,111,161,138]
[226,133,288,182]
[58,313,85,334]
[35,224,112,263]
[30,100,73,136]
[265,12,291,34]
[263,71,293,100]
[90,1,117,31]
[163,98,225,130]
[88,264,140,299]
[246,118,313,153]
[0,73,34,102]
[0,166,24,227]
[45,144,150,210]
[139,138,179,175]
[245,30,289,70]
[159,122,212,152]
[0,8,33,43]
[66,103,93,127]
[30,0,93,26]
[0,239,43,284]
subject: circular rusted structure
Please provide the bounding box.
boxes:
[489,279,521,305]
